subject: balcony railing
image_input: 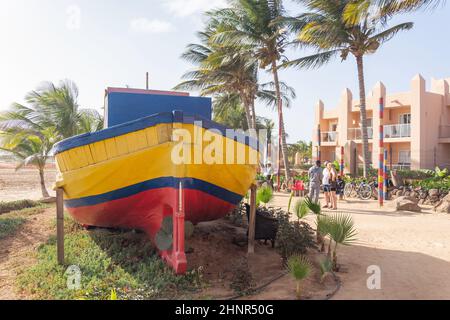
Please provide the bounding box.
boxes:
[391,164,411,171]
[439,125,450,139]
[347,127,373,140]
[321,131,338,143]
[384,124,411,139]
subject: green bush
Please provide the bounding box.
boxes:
[0,199,40,215]
[413,177,450,192]
[273,209,317,261]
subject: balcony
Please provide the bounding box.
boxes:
[347,127,373,140]
[320,131,338,144]
[384,124,411,139]
[439,125,450,143]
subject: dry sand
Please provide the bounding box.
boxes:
[0,168,56,201]
[270,193,450,300]
[0,168,449,299]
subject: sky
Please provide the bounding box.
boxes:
[1,0,449,143]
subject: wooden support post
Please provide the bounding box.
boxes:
[56,188,64,265]
[248,184,257,254]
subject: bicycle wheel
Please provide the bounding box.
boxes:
[344,184,353,198]
[359,183,373,200]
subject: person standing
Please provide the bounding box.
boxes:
[327,162,338,210]
[322,161,331,208]
[308,160,323,203]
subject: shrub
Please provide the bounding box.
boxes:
[274,209,316,261]
[413,177,450,192]
[0,216,26,239]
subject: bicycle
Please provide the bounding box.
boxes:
[344,180,376,200]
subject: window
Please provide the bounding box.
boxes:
[398,150,411,164]
[366,118,373,127]
[399,114,411,124]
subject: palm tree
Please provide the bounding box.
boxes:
[0,80,103,140]
[0,130,56,197]
[345,0,444,20]
[287,255,311,299]
[283,0,413,178]
[0,80,103,197]
[209,0,294,184]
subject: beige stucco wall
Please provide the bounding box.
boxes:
[313,74,450,170]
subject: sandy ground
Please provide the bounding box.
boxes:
[0,168,56,201]
[0,168,449,299]
[269,193,450,300]
[0,207,55,299]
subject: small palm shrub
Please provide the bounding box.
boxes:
[316,214,333,253]
[319,258,333,283]
[287,255,311,300]
[304,197,323,245]
[293,199,309,221]
[256,186,273,206]
[328,213,358,271]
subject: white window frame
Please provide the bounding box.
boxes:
[398,150,411,165]
[399,113,411,124]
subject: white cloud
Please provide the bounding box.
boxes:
[162,0,227,17]
[129,18,174,33]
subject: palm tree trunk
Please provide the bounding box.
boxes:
[355,55,371,178]
[39,167,50,198]
[250,100,257,130]
[271,61,291,185]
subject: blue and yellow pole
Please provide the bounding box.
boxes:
[340,146,345,177]
[378,98,385,207]
[384,149,389,201]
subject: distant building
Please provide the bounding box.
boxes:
[312,74,450,171]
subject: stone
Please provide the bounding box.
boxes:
[429,189,440,197]
[434,193,450,214]
[391,196,422,212]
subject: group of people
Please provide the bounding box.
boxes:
[308,160,341,210]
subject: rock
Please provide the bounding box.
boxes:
[391,196,422,212]
[40,197,56,204]
[418,199,425,205]
[397,196,419,204]
[410,191,418,199]
[434,193,450,214]
[429,189,439,197]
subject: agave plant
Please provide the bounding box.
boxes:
[256,186,273,207]
[287,255,311,300]
[328,213,358,271]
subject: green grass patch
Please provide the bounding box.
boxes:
[0,203,50,239]
[0,216,26,239]
[17,217,203,300]
[0,200,40,215]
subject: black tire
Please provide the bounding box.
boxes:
[359,183,373,200]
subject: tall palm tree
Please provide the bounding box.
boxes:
[282,0,413,178]
[209,0,294,184]
[0,130,56,197]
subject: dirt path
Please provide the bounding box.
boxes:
[0,207,55,300]
[267,193,450,300]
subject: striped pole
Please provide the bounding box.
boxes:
[340,146,345,177]
[384,149,388,201]
[378,98,385,207]
[317,125,321,162]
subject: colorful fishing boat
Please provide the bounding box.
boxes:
[54,88,258,274]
